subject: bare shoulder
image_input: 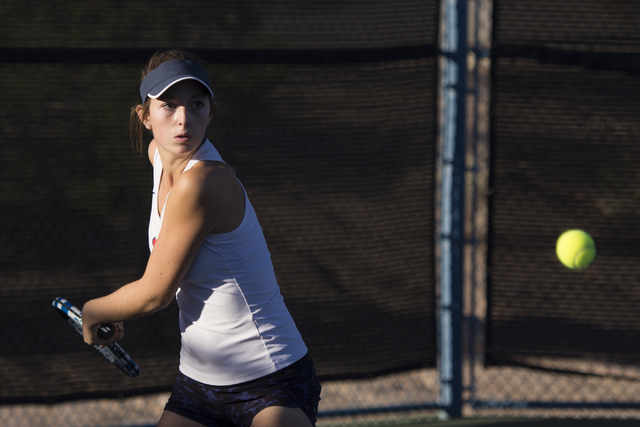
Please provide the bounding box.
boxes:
[175,161,239,198]
[171,161,245,234]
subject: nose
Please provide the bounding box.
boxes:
[176,106,190,126]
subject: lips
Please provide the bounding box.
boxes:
[175,133,192,142]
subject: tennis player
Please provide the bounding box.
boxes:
[81,50,321,427]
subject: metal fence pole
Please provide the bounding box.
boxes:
[439,0,468,419]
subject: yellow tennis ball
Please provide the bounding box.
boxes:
[556,229,596,269]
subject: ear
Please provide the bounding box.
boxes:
[136,104,152,130]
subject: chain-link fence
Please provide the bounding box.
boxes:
[466,0,640,419]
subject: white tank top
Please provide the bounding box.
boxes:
[148,140,307,386]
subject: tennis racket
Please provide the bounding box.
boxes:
[52,297,141,378]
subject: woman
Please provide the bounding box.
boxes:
[81,50,321,427]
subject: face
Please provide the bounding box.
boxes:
[140,79,214,157]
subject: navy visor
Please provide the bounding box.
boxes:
[139,59,213,103]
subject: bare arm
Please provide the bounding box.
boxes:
[82,162,243,345]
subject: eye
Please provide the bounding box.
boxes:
[161,102,176,109]
[193,101,205,109]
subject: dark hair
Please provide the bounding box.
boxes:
[129,50,215,153]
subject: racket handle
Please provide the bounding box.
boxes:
[97,324,115,339]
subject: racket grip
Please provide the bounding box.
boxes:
[97,324,115,339]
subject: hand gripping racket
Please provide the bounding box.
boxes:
[53,297,140,378]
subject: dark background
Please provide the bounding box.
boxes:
[0,0,438,401]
